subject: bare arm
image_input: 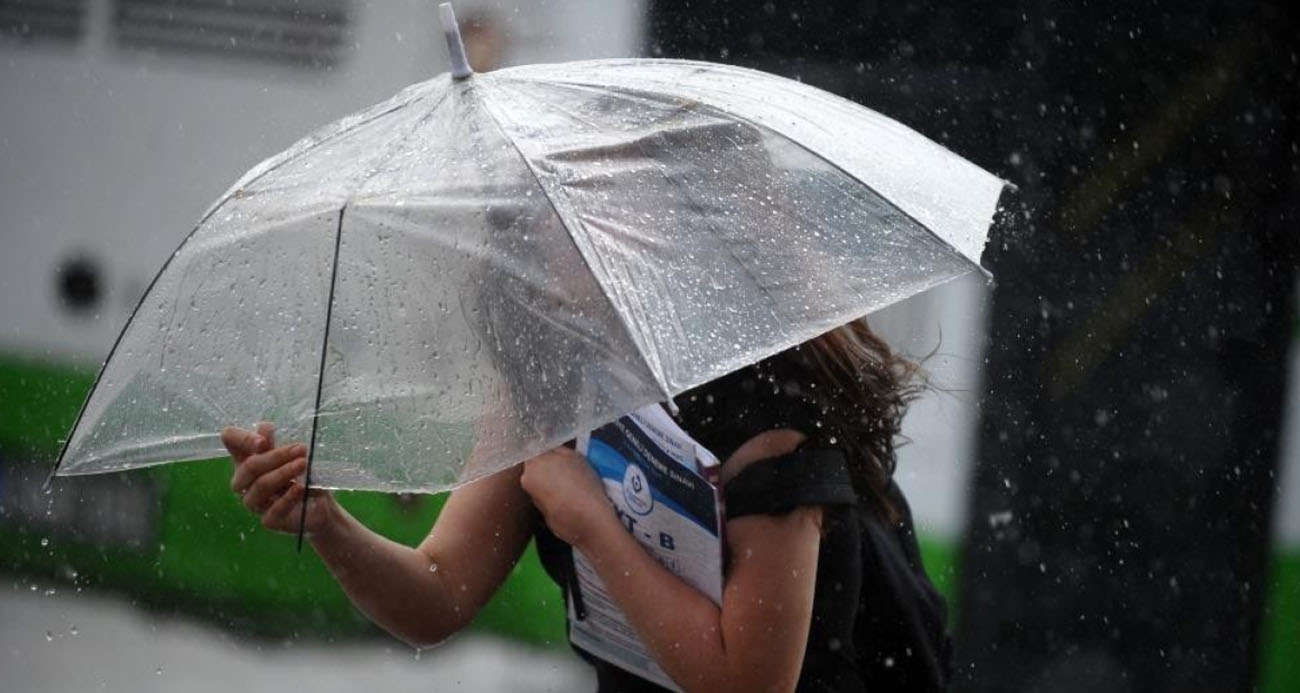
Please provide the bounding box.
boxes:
[522,430,820,693]
[310,465,535,647]
[223,426,535,649]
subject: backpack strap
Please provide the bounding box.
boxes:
[723,448,858,518]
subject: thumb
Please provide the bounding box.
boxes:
[254,422,276,451]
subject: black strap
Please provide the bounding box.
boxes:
[723,448,858,518]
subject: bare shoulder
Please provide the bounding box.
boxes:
[718,427,808,485]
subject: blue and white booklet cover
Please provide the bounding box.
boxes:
[570,403,724,692]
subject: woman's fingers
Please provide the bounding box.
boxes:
[230,443,306,495]
[242,456,307,513]
[262,482,307,531]
[219,422,317,534]
[255,422,275,445]
[221,427,261,464]
[221,423,277,466]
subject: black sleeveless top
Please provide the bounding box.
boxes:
[533,350,952,692]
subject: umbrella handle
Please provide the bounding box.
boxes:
[438,3,473,80]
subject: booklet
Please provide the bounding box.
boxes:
[569,403,724,692]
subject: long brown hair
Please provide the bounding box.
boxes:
[800,318,923,523]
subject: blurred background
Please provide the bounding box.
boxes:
[0,1,1295,691]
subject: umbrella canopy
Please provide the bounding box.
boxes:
[54,54,1006,493]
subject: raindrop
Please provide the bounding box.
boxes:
[45,631,55,642]
[69,625,79,636]
[884,657,895,668]
[428,562,439,574]
[988,510,1014,528]
[156,667,164,676]
[39,538,49,547]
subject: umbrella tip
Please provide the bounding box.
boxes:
[438,2,473,80]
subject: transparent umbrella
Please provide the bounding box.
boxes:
[53,6,1007,498]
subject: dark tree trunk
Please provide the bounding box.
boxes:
[646,2,1299,691]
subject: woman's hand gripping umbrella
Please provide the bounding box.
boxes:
[224,424,332,536]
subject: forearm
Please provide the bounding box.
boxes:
[308,465,534,648]
[576,518,738,692]
[227,428,527,648]
[309,499,476,647]
[576,508,821,693]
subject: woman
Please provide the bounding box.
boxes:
[222,319,951,692]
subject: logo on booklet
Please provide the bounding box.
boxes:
[622,464,654,515]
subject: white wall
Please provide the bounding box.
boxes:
[873,272,990,540]
[1273,310,1300,549]
[0,0,645,365]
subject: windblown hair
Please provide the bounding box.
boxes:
[801,319,923,523]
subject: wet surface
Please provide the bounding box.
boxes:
[2,582,594,693]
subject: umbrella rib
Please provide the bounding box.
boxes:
[298,205,346,551]
[619,115,788,335]
[45,186,244,485]
[199,87,431,221]
[46,88,432,486]
[518,77,989,272]
[472,80,678,407]
[296,88,453,548]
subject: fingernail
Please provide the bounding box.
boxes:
[294,444,307,456]
[253,436,266,449]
